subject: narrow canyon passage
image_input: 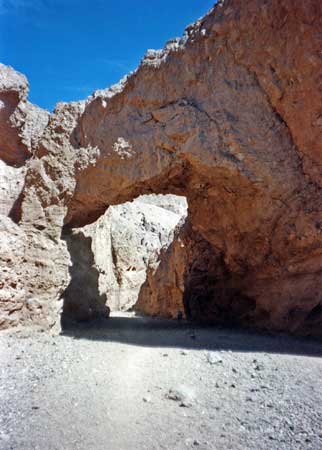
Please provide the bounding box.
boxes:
[60,194,188,327]
[59,192,260,331]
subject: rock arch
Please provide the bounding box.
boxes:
[2,0,322,335]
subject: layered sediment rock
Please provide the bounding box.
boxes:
[1,0,322,335]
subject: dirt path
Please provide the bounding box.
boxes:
[1,313,322,450]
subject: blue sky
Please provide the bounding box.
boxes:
[0,0,215,111]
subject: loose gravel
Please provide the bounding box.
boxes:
[1,313,322,450]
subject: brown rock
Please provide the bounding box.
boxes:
[1,0,322,335]
[0,64,49,166]
[135,219,187,319]
[0,216,26,329]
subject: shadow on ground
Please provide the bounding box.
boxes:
[61,314,322,358]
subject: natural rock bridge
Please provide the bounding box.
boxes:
[1,0,322,336]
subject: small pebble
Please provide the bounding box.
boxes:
[206,352,223,365]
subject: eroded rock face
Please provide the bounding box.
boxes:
[137,221,258,327]
[0,216,26,329]
[0,159,25,219]
[1,0,322,335]
[0,64,49,166]
[135,220,188,319]
[62,195,187,323]
[0,65,54,330]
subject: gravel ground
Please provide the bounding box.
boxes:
[1,313,322,450]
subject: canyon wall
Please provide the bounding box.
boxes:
[1,0,322,335]
[62,195,187,323]
[0,64,49,328]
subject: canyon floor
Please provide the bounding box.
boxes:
[1,313,322,450]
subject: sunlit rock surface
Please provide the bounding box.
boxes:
[62,195,187,322]
[1,0,322,335]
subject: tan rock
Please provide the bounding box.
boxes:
[0,159,25,219]
[0,64,49,166]
[62,195,187,322]
[135,220,187,319]
[1,0,322,335]
[0,216,26,329]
